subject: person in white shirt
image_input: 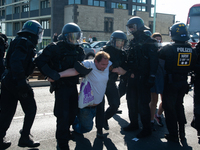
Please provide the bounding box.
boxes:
[49,51,123,138]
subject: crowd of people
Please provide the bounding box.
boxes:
[0,16,200,150]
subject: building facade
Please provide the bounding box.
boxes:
[0,0,175,50]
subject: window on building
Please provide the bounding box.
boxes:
[111,2,116,8]
[68,0,81,5]
[14,22,20,31]
[88,0,105,7]
[111,2,127,9]
[137,5,141,11]
[132,5,136,15]
[151,7,154,17]
[117,3,127,9]
[14,6,20,14]
[94,0,99,6]
[100,1,105,7]
[41,0,50,9]
[2,9,5,16]
[142,6,146,11]
[88,0,93,5]
[14,0,20,2]
[137,0,141,3]
[104,17,113,33]
[132,0,136,2]
[41,20,50,29]
[22,5,29,12]
[1,0,5,6]
[122,0,127,1]
[142,0,146,3]
[121,4,127,9]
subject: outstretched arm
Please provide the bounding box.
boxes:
[48,68,79,82]
[59,68,79,78]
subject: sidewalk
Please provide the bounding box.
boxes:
[28,77,50,87]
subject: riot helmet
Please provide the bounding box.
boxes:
[169,22,189,42]
[110,30,127,50]
[126,16,149,35]
[17,20,44,43]
[61,23,82,45]
[144,30,152,37]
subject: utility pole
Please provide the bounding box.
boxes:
[153,0,156,33]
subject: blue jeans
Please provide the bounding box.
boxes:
[73,106,96,133]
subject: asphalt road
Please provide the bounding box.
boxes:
[3,83,200,150]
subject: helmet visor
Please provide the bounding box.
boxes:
[38,28,44,44]
[66,32,81,45]
[111,38,126,50]
[126,24,137,35]
[115,39,126,50]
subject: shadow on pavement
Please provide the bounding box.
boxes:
[113,114,192,150]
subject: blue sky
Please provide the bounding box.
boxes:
[156,0,200,23]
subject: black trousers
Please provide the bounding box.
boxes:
[54,84,78,149]
[0,77,37,139]
[104,80,120,120]
[162,77,187,137]
[126,76,151,131]
[95,99,105,131]
[193,76,200,135]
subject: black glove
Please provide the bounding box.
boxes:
[146,76,155,88]
[17,79,32,98]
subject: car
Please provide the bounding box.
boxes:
[37,42,95,60]
[90,41,108,53]
[80,42,95,59]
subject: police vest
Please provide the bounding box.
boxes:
[165,43,193,74]
[47,41,84,72]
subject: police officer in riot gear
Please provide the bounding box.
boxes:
[0,20,43,149]
[123,16,158,138]
[0,33,8,112]
[159,22,197,143]
[191,40,200,144]
[35,23,87,150]
[98,30,127,134]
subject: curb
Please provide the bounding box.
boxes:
[29,80,50,87]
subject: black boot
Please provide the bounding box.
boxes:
[18,135,40,148]
[0,137,11,150]
[103,119,109,130]
[164,134,179,143]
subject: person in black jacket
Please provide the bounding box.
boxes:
[123,16,158,138]
[0,20,43,149]
[98,30,127,134]
[0,33,8,112]
[191,40,200,144]
[0,33,8,78]
[159,22,197,143]
[35,23,89,150]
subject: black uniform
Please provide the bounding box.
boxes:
[191,41,200,143]
[126,32,158,135]
[0,35,37,141]
[35,41,85,149]
[102,45,127,121]
[0,36,6,111]
[0,36,5,77]
[159,42,197,140]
